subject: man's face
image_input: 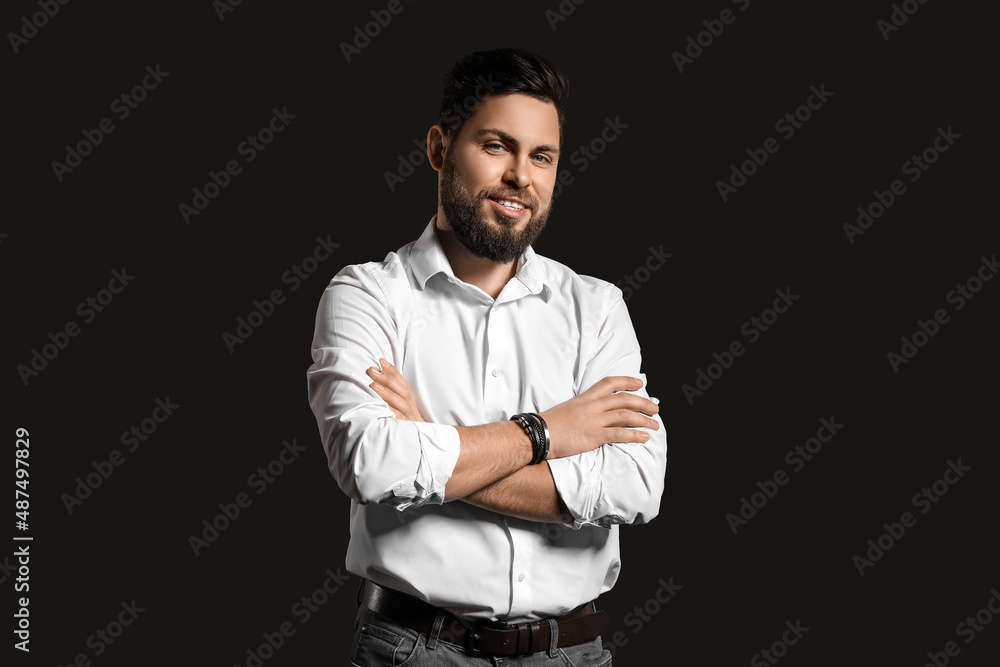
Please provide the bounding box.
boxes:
[438,94,561,264]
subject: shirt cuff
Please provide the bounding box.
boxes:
[390,421,462,510]
[547,453,625,529]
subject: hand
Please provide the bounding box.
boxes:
[540,376,659,459]
[366,358,425,422]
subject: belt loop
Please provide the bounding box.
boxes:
[546,617,559,657]
[426,610,446,650]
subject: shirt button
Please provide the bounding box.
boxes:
[518,573,525,582]
[493,305,500,312]
[491,368,500,377]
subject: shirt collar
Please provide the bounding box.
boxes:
[409,216,546,297]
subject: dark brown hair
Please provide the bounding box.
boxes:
[438,48,569,141]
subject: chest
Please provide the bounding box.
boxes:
[397,288,587,425]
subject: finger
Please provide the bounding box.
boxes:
[587,376,644,396]
[371,381,408,412]
[371,381,397,402]
[371,382,413,421]
[367,363,399,388]
[604,408,660,431]
[378,358,402,379]
[375,359,413,399]
[605,392,660,418]
[601,426,651,444]
[367,358,398,377]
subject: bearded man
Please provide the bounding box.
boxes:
[307,47,666,666]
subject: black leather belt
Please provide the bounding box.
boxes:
[358,579,610,656]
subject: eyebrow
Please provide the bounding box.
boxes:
[474,128,560,155]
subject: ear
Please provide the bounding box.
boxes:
[427,125,449,172]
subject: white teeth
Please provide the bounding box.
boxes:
[497,199,524,210]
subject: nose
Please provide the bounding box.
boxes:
[503,156,532,190]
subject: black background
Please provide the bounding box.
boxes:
[4,0,996,665]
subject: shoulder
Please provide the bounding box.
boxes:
[530,251,624,312]
[325,240,417,294]
[315,240,421,326]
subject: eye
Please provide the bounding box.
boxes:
[484,142,506,152]
[532,154,552,165]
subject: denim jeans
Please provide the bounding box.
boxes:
[350,606,613,666]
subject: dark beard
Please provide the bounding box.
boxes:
[439,151,550,264]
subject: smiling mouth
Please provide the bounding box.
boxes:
[489,197,528,211]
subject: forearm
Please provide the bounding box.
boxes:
[445,420,534,500]
[462,461,570,523]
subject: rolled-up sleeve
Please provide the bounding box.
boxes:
[547,287,668,528]
[307,263,461,509]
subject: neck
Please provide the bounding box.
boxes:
[434,216,516,300]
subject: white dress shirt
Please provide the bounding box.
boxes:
[307,217,667,622]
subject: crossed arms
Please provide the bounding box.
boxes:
[368,358,658,523]
[306,264,667,529]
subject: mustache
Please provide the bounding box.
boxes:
[480,186,538,210]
